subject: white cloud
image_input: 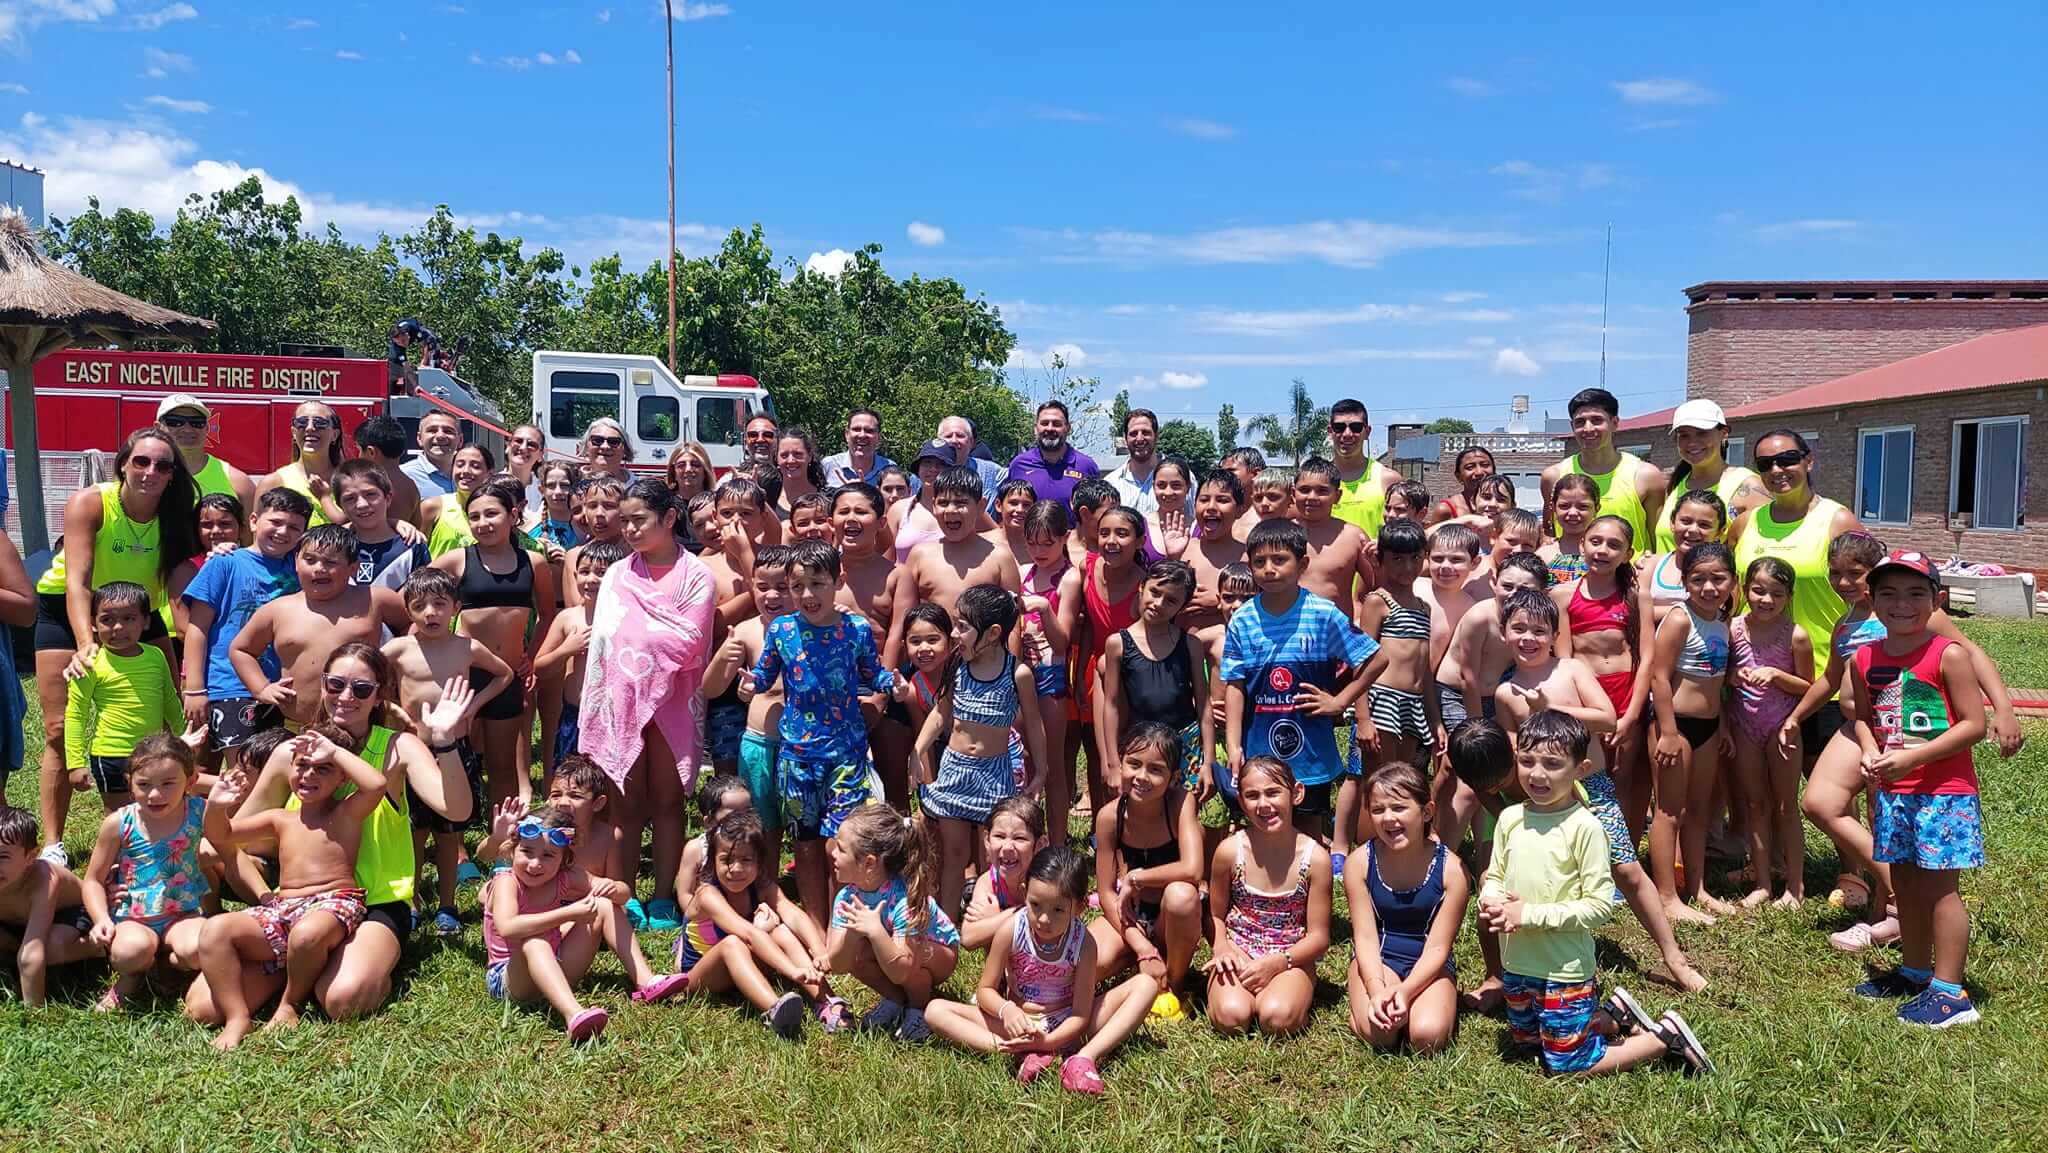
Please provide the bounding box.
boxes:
[1123,371,1208,392]
[1103,304,1147,316]
[1019,219,1538,270]
[1169,347,1483,368]
[564,48,582,64]
[142,94,210,114]
[1167,117,1236,140]
[536,51,556,65]
[1006,342,1089,371]
[1028,104,1100,123]
[1611,77,1718,105]
[1195,301,1514,336]
[142,46,190,78]
[1490,159,1614,203]
[905,220,944,247]
[672,2,729,19]
[1444,76,1494,98]
[0,0,113,47]
[335,49,364,61]
[285,17,315,30]
[467,51,482,64]
[1753,218,1863,236]
[129,3,196,31]
[0,82,26,95]
[596,7,610,21]
[1492,347,1542,376]
[803,248,856,277]
[1440,291,1487,303]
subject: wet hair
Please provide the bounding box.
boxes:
[1387,480,1432,518]
[520,803,578,838]
[1679,541,1735,578]
[1550,473,1601,520]
[1024,499,1069,539]
[1144,558,1196,604]
[299,723,355,760]
[238,727,293,775]
[1430,522,1482,560]
[1222,447,1267,473]
[1502,587,1559,634]
[696,772,752,819]
[989,795,1047,840]
[1567,388,1619,419]
[466,476,526,517]
[831,481,883,517]
[837,803,940,935]
[1365,760,1431,827]
[994,478,1037,510]
[713,475,766,512]
[931,466,984,504]
[353,415,408,459]
[254,486,314,524]
[1294,456,1341,488]
[789,491,832,523]
[333,458,393,496]
[1153,456,1196,491]
[1378,517,1426,558]
[1071,478,1118,516]
[1454,445,1496,477]
[454,443,497,472]
[1026,844,1092,903]
[1744,555,1796,595]
[683,489,718,527]
[197,491,246,527]
[1120,720,1183,769]
[578,539,629,571]
[90,580,151,621]
[1497,508,1543,541]
[549,754,614,818]
[297,523,357,560]
[575,473,629,503]
[1447,719,1514,793]
[401,566,459,609]
[1496,549,1551,589]
[1246,517,1308,561]
[1198,468,1245,507]
[956,583,1020,643]
[706,810,773,896]
[130,730,195,779]
[623,478,679,520]
[752,544,795,577]
[1216,561,1256,596]
[1238,754,1297,794]
[1518,708,1591,764]
[115,428,200,582]
[785,540,840,582]
[0,805,37,849]
[1475,474,1518,509]
[1669,488,1727,537]
[1829,531,1885,570]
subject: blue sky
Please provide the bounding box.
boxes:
[3,2,2044,452]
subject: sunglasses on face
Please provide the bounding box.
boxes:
[744,430,776,441]
[587,435,623,448]
[516,819,575,847]
[128,455,176,474]
[160,414,208,430]
[293,416,337,431]
[1329,420,1367,433]
[512,438,543,452]
[1756,450,1808,471]
[322,674,378,700]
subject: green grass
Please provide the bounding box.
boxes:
[1958,616,2048,692]
[7,666,2048,1152]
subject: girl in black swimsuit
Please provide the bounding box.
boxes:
[1087,722,1206,1005]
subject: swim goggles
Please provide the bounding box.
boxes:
[516,819,575,847]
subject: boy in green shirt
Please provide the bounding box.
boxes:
[64,583,190,810]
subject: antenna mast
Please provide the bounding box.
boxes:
[1599,223,1611,389]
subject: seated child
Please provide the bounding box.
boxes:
[925,845,1160,1095]
[81,733,210,1013]
[477,804,689,1044]
[824,803,960,1042]
[678,809,833,1038]
[476,755,626,884]
[0,806,105,1007]
[960,795,1047,952]
[66,582,186,814]
[674,772,754,904]
[1345,761,1468,1053]
[1090,724,1206,1010]
[1203,756,1333,1036]
[1479,709,1711,1075]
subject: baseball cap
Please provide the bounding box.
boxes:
[1869,549,1940,587]
[157,393,210,420]
[1670,399,1726,432]
[911,439,957,468]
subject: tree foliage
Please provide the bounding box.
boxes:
[1424,417,1476,434]
[1157,419,1218,474]
[46,177,1031,459]
[1216,403,1238,452]
[1244,378,1329,464]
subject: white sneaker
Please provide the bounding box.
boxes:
[1828,916,1901,952]
[37,843,68,868]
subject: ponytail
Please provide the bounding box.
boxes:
[901,809,940,938]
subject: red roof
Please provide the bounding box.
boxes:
[1728,323,2048,420]
[1617,405,1676,433]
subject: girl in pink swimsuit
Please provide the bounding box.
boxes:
[1728,556,1814,908]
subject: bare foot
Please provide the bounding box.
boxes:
[1700,893,1742,917]
[1664,899,1717,926]
[212,1018,255,1051]
[1660,961,1709,994]
[1740,887,1772,909]
[1460,978,1506,1015]
[262,1004,302,1034]
[1773,892,1804,911]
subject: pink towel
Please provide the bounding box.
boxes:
[578,550,716,791]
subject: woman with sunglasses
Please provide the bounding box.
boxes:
[1728,430,1864,682]
[184,643,478,1027]
[505,424,549,511]
[579,418,633,480]
[1656,401,1766,553]
[256,401,346,528]
[32,426,200,868]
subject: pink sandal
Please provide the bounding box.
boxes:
[567,1006,609,1043]
[1017,1052,1059,1084]
[632,973,689,1004]
[1059,1054,1105,1095]
[93,986,125,1014]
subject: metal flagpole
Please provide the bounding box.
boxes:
[665,0,678,373]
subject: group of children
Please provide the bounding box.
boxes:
[3,428,2006,1075]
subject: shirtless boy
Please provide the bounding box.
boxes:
[1182,470,1249,632]
[1291,458,1374,620]
[886,467,1021,666]
[561,475,625,609]
[230,525,410,730]
[701,545,794,868]
[533,541,626,791]
[0,807,104,1006]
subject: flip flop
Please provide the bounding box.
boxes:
[632,973,689,1004]
[567,1006,609,1044]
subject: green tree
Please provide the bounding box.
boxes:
[1109,389,1131,443]
[1425,417,1476,434]
[1216,402,1238,452]
[1157,419,1218,473]
[1244,378,1329,464]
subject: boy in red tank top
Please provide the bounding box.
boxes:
[1849,551,1986,1029]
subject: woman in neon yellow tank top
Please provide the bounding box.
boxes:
[256,401,344,529]
[418,442,499,558]
[183,643,478,1027]
[1656,400,1767,553]
[1729,430,1864,670]
[33,426,200,866]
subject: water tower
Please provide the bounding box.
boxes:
[1506,394,1531,435]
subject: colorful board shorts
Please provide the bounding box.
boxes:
[1872,791,1985,870]
[1502,972,1605,1074]
[921,745,1020,824]
[780,747,876,840]
[706,699,747,765]
[247,888,368,962]
[1579,769,1637,867]
[739,730,782,831]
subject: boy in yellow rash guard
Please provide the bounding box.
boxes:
[64,583,187,808]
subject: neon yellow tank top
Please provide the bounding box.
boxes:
[1655,465,1759,553]
[1565,451,1649,550]
[1332,459,1389,540]
[271,462,331,528]
[1734,495,1848,658]
[427,493,474,559]
[35,483,167,605]
[190,454,236,501]
[287,725,413,905]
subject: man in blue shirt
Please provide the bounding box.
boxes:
[1221,517,1378,834]
[399,409,459,499]
[822,408,896,487]
[1006,401,1100,512]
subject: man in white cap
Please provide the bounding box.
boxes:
[156,393,256,508]
[1656,398,1766,552]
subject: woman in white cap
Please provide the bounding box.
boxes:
[155,393,255,509]
[1655,399,1765,553]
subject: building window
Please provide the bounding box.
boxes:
[697,396,751,447]
[1725,437,1746,467]
[1857,426,1913,526]
[1620,443,1654,459]
[548,370,620,439]
[637,396,679,444]
[1951,416,2028,532]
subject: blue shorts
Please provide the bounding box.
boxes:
[553,703,581,766]
[485,959,510,1000]
[1502,973,1605,1074]
[921,745,1019,824]
[739,730,781,830]
[780,748,874,841]
[706,699,746,765]
[1580,770,1637,867]
[1033,662,1068,699]
[1873,791,1984,870]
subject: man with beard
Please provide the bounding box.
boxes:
[1326,398,1401,542]
[1006,400,1100,514]
[743,413,780,472]
[1539,387,1666,548]
[154,394,257,509]
[1105,408,1184,521]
